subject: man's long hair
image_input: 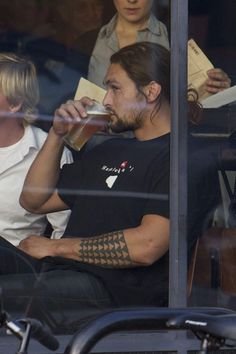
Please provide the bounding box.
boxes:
[110,42,201,124]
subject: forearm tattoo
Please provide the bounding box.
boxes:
[79,230,133,268]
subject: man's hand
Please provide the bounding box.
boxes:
[53,97,94,137]
[205,68,231,94]
[18,235,57,259]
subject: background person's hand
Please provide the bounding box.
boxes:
[53,97,94,137]
[205,68,231,94]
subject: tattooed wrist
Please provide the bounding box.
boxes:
[79,230,133,268]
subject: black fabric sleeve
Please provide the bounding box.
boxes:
[143,158,170,219]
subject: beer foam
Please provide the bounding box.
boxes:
[86,110,110,115]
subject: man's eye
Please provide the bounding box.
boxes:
[111,86,119,92]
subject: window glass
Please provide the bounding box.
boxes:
[188,0,236,311]
[0,1,235,351]
[0,0,171,341]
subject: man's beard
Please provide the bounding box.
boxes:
[110,110,145,134]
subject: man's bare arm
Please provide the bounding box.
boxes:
[19,214,169,268]
[20,129,67,213]
[79,230,133,267]
[20,98,93,214]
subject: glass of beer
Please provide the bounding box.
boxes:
[63,101,110,151]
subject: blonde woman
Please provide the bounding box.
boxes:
[0,53,73,246]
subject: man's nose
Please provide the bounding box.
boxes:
[102,91,112,108]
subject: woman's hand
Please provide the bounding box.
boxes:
[205,68,231,94]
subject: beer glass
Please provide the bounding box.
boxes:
[63,101,110,151]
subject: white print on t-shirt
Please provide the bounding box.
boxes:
[103,161,134,188]
[101,160,134,175]
[106,175,118,188]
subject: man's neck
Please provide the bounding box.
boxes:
[0,118,25,148]
[134,103,171,141]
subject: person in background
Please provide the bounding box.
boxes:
[88,0,231,95]
[0,53,73,246]
[88,0,169,88]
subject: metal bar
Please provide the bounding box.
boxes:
[169,0,188,307]
[64,307,233,354]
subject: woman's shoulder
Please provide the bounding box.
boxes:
[97,15,117,39]
[147,14,170,49]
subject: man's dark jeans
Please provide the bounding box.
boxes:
[0,237,114,333]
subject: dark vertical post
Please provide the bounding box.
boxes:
[169,0,188,307]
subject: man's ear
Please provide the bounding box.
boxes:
[9,102,22,113]
[144,81,161,103]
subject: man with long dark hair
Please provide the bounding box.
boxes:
[0,43,218,330]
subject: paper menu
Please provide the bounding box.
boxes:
[188,38,214,102]
[74,77,106,103]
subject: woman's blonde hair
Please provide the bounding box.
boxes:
[0,52,39,124]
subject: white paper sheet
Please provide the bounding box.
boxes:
[201,85,236,108]
[74,77,106,102]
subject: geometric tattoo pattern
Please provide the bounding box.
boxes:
[79,230,133,268]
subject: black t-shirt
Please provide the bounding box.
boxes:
[54,132,219,306]
[57,134,170,306]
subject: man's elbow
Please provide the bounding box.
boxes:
[135,242,169,267]
[19,194,40,214]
